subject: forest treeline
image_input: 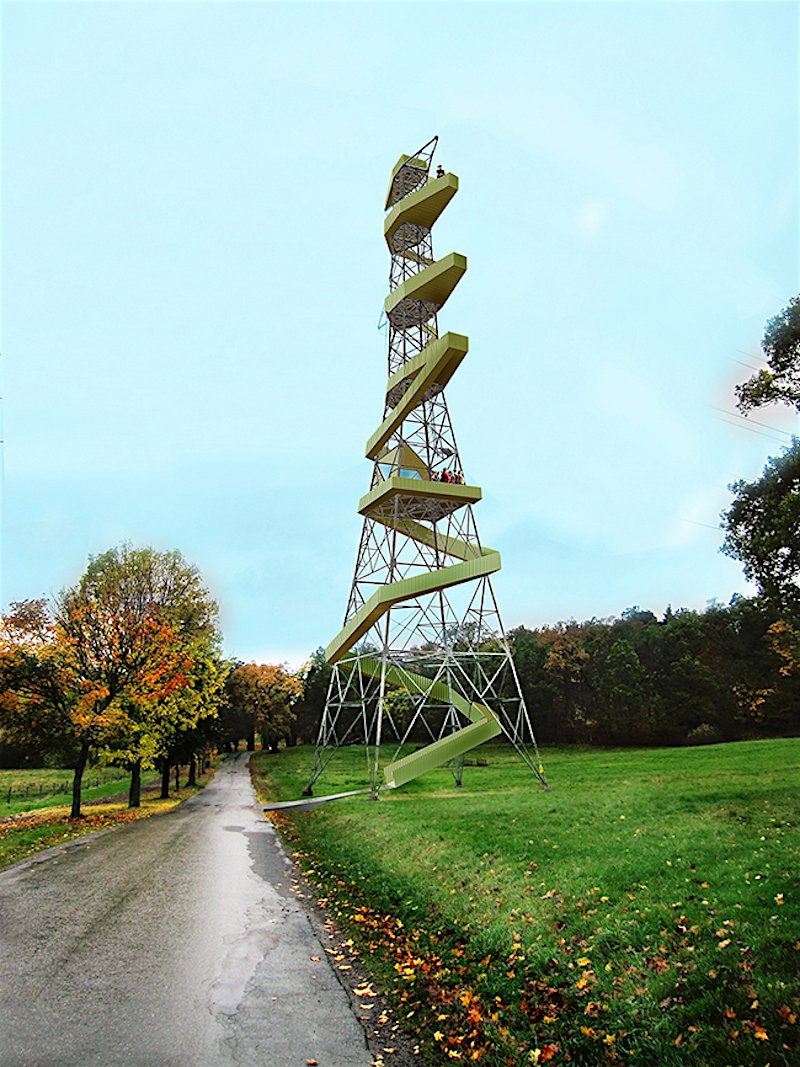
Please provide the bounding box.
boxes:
[289,595,800,752]
[2,563,799,817]
[507,597,798,746]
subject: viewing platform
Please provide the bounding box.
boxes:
[358,475,481,524]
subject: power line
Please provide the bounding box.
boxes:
[711,405,793,439]
[684,519,721,532]
[732,357,763,373]
[712,412,790,446]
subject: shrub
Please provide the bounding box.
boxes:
[686,722,722,745]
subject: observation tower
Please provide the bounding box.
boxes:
[305,138,547,798]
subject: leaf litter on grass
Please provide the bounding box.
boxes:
[253,741,800,1065]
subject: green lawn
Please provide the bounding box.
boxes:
[251,739,800,1066]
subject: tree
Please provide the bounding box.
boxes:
[58,544,222,806]
[736,294,800,413]
[541,623,592,740]
[114,638,225,804]
[508,627,558,741]
[0,598,131,816]
[596,639,648,744]
[291,648,331,745]
[228,663,301,752]
[721,440,800,614]
[382,686,417,739]
[729,618,800,737]
[216,659,255,751]
[0,545,223,816]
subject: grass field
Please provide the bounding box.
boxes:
[0,767,160,817]
[0,764,212,869]
[251,739,800,1066]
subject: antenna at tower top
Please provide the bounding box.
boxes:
[385,135,439,209]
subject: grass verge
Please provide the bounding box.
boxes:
[251,739,800,1066]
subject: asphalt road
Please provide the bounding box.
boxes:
[0,754,375,1067]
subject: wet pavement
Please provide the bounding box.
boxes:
[0,753,375,1067]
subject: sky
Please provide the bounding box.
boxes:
[2,0,798,669]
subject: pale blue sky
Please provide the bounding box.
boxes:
[2,0,798,667]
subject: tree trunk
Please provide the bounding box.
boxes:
[128,760,141,808]
[187,756,196,787]
[71,742,90,819]
[174,764,180,791]
[160,756,170,799]
[246,730,255,752]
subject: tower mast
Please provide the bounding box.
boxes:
[306,140,547,797]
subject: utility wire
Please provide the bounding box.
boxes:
[734,349,766,370]
[711,405,794,439]
[732,357,764,373]
[712,413,790,445]
[684,519,722,532]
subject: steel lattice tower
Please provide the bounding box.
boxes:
[306,139,547,798]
